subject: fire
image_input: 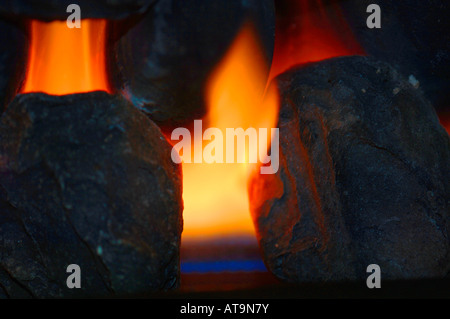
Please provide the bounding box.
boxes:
[22,19,110,95]
[270,0,364,79]
[180,23,279,239]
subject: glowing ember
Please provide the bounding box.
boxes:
[22,19,110,95]
[179,23,279,239]
[270,0,365,79]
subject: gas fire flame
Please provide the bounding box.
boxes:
[22,19,110,95]
[180,23,279,240]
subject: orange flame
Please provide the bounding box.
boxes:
[270,0,365,79]
[180,23,279,239]
[22,19,110,95]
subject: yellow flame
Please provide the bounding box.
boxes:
[181,23,279,239]
[22,19,110,95]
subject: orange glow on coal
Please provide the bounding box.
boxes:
[22,19,110,95]
[180,23,279,239]
[270,0,365,79]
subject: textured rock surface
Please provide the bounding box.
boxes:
[249,56,450,283]
[0,18,27,111]
[113,0,275,131]
[340,0,450,117]
[0,0,155,20]
[0,92,182,298]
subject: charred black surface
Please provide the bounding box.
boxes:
[0,0,155,21]
[113,0,275,132]
[0,92,183,298]
[0,18,27,112]
[250,56,450,283]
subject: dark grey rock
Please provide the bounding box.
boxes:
[0,18,27,111]
[113,0,275,131]
[340,0,450,116]
[0,0,155,21]
[0,92,183,298]
[249,56,450,283]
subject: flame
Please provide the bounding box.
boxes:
[22,19,110,95]
[180,23,279,239]
[270,0,365,79]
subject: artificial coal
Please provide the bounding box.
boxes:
[0,91,183,298]
[249,56,450,283]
